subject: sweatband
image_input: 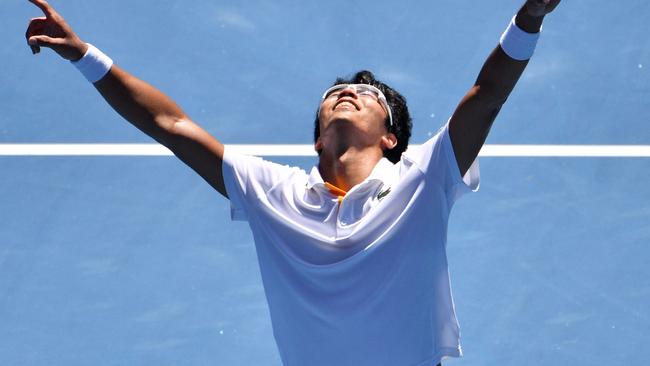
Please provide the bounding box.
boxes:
[71,43,113,83]
[499,15,541,61]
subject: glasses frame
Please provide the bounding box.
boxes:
[319,84,394,128]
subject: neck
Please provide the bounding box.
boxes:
[318,146,384,192]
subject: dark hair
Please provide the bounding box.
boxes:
[313,70,412,163]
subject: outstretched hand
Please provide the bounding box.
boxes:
[525,0,562,17]
[25,0,87,60]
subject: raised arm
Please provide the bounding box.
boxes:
[449,0,561,176]
[25,0,227,197]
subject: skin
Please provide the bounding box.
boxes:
[25,0,561,197]
[449,0,561,176]
[316,87,397,191]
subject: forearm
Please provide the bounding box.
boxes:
[450,2,553,175]
[26,0,227,196]
[94,65,188,146]
[93,65,227,196]
[473,6,544,108]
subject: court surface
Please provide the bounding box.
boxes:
[1,1,649,365]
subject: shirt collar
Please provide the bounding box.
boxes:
[306,158,397,191]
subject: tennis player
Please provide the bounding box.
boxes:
[26,0,561,364]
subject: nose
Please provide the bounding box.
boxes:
[338,85,359,99]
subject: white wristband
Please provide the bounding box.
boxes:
[71,43,113,83]
[499,15,541,61]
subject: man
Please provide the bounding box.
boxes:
[26,0,561,364]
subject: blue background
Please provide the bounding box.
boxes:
[1,0,649,365]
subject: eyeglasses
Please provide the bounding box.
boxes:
[320,84,393,127]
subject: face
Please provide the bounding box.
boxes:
[319,84,393,126]
[317,84,391,137]
[316,83,396,154]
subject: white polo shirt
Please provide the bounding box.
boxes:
[222,123,479,366]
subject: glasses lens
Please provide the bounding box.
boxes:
[354,85,380,99]
[323,85,346,99]
[323,84,379,99]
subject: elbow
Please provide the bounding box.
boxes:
[153,114,191,146]
[156,114,185,133]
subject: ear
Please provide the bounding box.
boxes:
[314,137,323,152]
[381,133,397,150]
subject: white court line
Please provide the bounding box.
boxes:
[0,144,649,157]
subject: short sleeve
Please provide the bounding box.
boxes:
[402,121,480,204]
[222,146,299,221]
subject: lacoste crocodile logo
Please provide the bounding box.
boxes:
[377,187,391,201]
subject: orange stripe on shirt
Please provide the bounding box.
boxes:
[324,182,347,203]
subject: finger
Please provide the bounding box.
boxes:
[28,0,56,18]
[28,35,64,49]
[529,0,548,6]
[25,17,47,40]
[25,18,47,54]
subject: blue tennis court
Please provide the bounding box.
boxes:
[2,0,649,365]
